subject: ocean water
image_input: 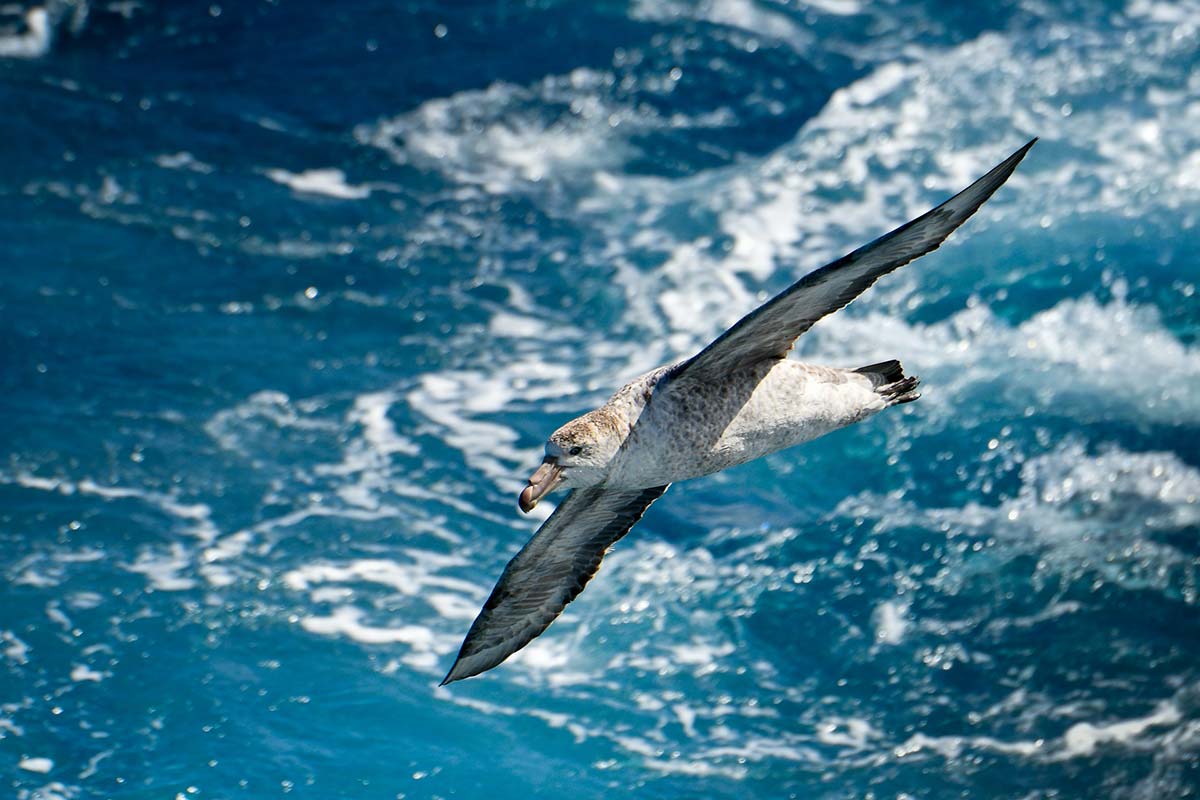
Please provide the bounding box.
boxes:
[2,0,1199,797]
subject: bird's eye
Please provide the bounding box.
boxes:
[568,446,584,456]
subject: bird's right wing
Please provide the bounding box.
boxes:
[441,484,669,685]
[672,139,1036,385]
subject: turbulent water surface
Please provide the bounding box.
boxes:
[2,1,1199,797]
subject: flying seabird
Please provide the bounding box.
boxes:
[442,139,1036,685]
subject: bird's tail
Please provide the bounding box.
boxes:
[854,360,920,405]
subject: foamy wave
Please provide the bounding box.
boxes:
[0,8,52,58]
[601,9,1198,357]
[153,152,214,174]
[357,65,736,200]
[204,389,341,456]
[355,68,619,191]
[1058,702,1183,759]
[357,69,635,194]
[808,291,1200,428]
[283,555,477,601]
[351,12,1198,438]
[16,781,78,800]
[284,555,480,673]
[299,606,453,671]
[630,0,815,52]
[76,479,218,543]
[894,696,1187,764]
[17,757,53,773]
[312,390,420,511]
[4,471,227,590]
[262,168,371,200]
[124,542,197,591]
[0,0,87,59]
[407,363,582,497]
[838,438,1200,601]
[3,631,31,665]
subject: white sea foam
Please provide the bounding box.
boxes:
[353,9,1199,458]
[407,368,562,492]
[69,664,105,683]
[893,698,1185,763]
[614,15,1198,368]
[636,754,749,779]
[2,632,31,665]
[65,591,103,610]
[807,292,1200,428]
[357,69,634,194]
[357,65,737,203]
[204,389,340,454]
[0,712,24,739]
[16,782,78,800]
[12,473,74,493]
[631,0,814,51]
[11,473,219,545]
[17,757,53,773]
[1059,702,1183,759]
[301,606,434,646]
[894,731,1043,760]
[839,438,1200,607]
[262,168,371,200]
[312,391,420,512]
[78,749,112,780]
[202,382,527,626]
[44,603,70,632]
[124,543,196,591]
[283,555,476,599]
[0,8,51,58]
[233,392,512,531]
[816,717,879,749]
[284,552,486,675]
[6,470,229,591]
[299,606,454,672]
[238,235,356,260]
[206,389,451,531]
[872,600,908,645]
[153,151,214,173]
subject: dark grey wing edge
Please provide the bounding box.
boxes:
[440,484,670,686]
[674,138,1037,383]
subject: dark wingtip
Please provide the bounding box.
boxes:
[440,651,493,686]
[439,662,466,687]
[1006,137,1038,168]
[936,137,1037,227]
[984,137,1038,185]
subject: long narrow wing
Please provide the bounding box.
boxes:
[441,484,669,685]
[673,139,1036,384]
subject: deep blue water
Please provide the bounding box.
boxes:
[3,1,1199,798]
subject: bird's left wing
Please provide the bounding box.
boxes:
[672,139,1036,385]
[441,484,669,685]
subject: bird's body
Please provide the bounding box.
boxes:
[597,359,910,490]
[442,140,1036,686]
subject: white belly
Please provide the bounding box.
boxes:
[611,361,886,487]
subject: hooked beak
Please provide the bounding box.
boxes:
[518,457,564,513]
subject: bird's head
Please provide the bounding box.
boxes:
[518,412,623,512]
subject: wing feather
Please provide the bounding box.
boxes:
[674,139,1036,384]
[441,484,669,685]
